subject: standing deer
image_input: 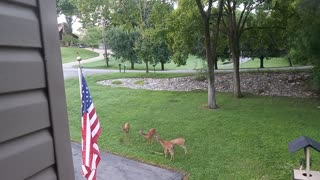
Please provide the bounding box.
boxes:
[155,135,174,161]
[170,138,187,154]
[121,122,130,135]
[139,128,156,144]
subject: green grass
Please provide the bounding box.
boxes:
[82,55,295,71]
[239,57,291,68]
[65,73,320,180]
[60,47,99,64]
[82,55,208,70]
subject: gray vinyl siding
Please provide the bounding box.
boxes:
[0,1,74,180]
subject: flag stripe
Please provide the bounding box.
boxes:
[91,122,100,138]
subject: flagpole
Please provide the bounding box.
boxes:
[77,56,83,99]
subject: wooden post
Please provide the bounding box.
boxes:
[306,147,310,179]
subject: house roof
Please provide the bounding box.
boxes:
[58,23,66,32]
[57,23,79,39]
[288,136,320,153]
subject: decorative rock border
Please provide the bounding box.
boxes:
[97,72,319,97]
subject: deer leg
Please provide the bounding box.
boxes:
[170,148,174,161]
[164,148,167,159]
[180,145,187,154]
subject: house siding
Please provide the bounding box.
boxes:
[0,1,74,180]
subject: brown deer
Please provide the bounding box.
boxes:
[139,128,156,144]
[155,135,174,161]
[121,122,130,135]
[170,138,187,154]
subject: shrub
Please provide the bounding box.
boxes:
[111,80,122,85]
[134,80,145,85]
[194,74,207,81]
[312,66,320,92]
[61,34,78,46]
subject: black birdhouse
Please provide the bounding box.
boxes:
[288,136,320,180]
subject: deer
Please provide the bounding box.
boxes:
[170,138,187,154]
[155,135,174,161]
[121,122,130,135]
[139,128,156,144]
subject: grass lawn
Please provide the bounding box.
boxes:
[82,55,294,71]
[65,73,320,180]
[239,57,291,68]
[82,55,228,70]
[61,47,99,64]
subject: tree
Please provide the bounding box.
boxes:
[148,1,173,70]
[135,32,154,73]
[80,27,103,49]
[73,0,111,27]
[166,0,204,66]
[106,27,140,69]
[57,0,78,34]
[196,0,224,109]
[73,0,112,66]
[221,0,266,98]
[241,9,287,68]
[288,0,320,88]
[152,39,172,70]
[109,0,172,72]
[61,34,79,46]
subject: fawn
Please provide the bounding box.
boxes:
[139,128,156,144]
[155,135,174,161]
[121,122,130,135]
[170,138,187,154]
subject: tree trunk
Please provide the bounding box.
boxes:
[259,56,264,68]
[161,61,164,70]
[104,42,109,67]
[65,16,73,35]
[131,61,134,69]
[288,57,293,66]
[215,56,218,70]
[196,0,223,109]
[230,36,242,98]
[205,20,217,109]
[145,62,149,73]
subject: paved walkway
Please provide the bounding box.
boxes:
[72,143,183,180]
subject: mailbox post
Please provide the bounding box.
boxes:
[288,136,320,180]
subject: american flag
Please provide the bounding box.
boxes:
[81,73,101,180]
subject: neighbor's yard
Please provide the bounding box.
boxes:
[239,57,291,68]
[82,55,207,70]
[60,47,99,64]
[82,56,294,71]
[65,73,320,180]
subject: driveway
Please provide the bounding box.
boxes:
[72,143,184,180]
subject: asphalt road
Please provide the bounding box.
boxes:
[72,143,184,180]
